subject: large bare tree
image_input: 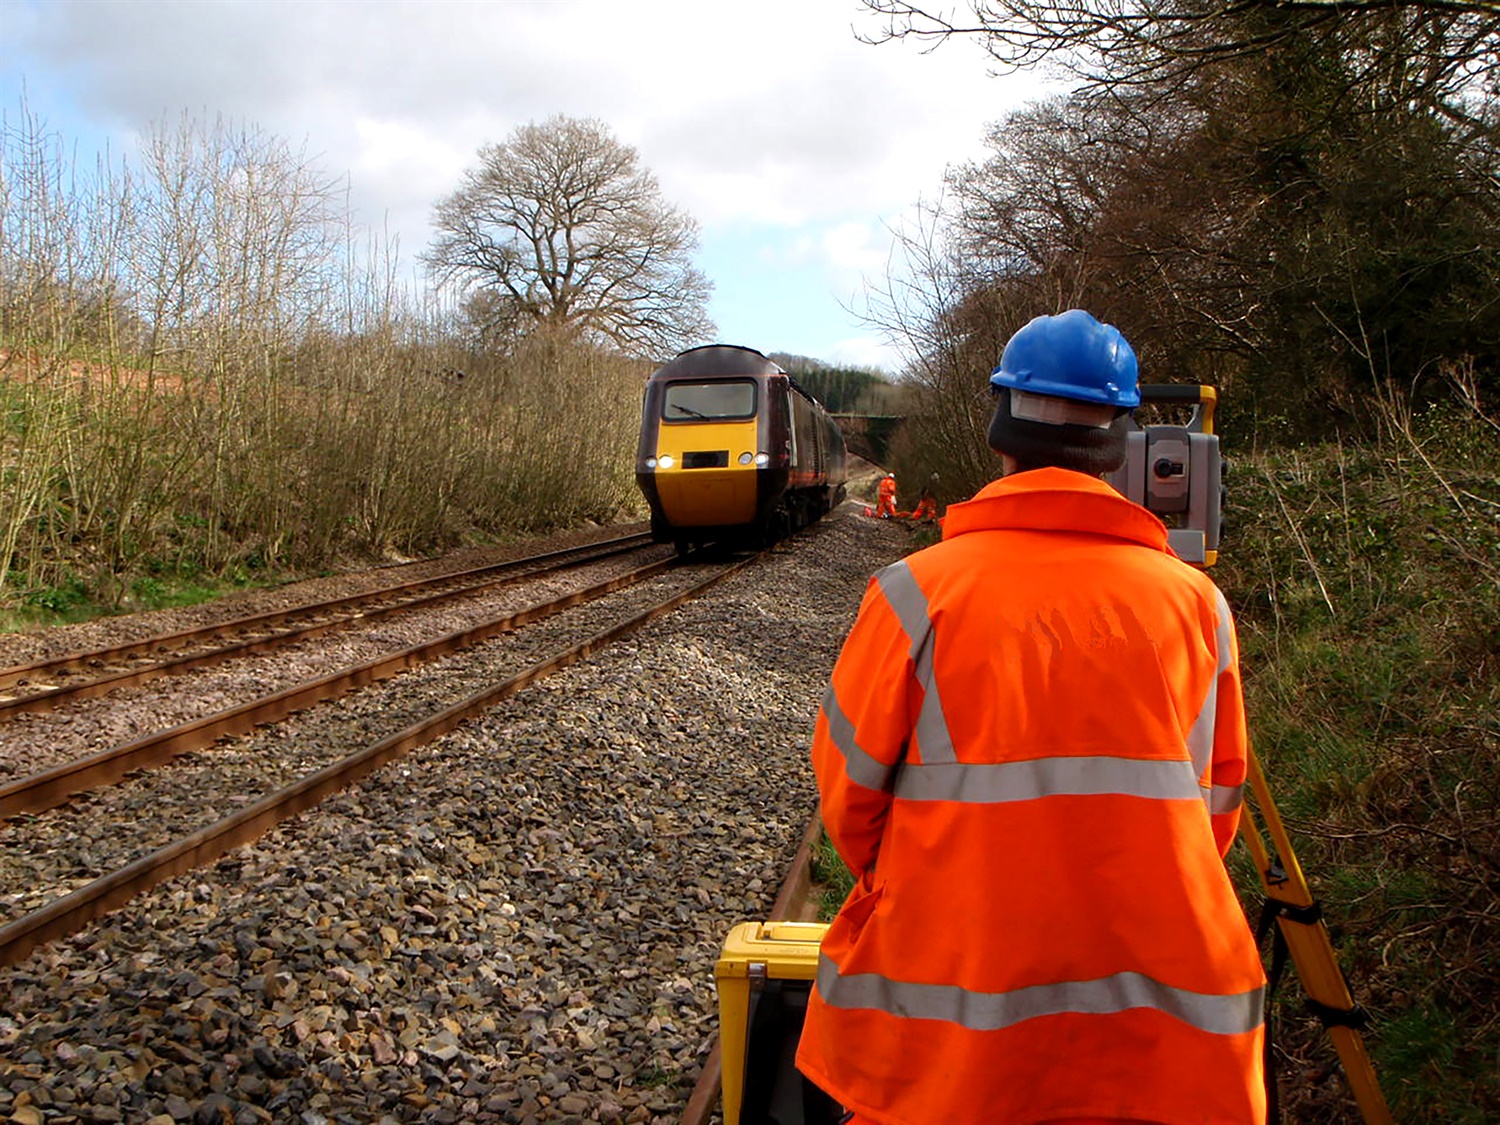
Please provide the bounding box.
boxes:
[862,1,1500,435]
[859,2,1500,110]
[425,115,713,358]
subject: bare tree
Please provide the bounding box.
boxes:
[946,87,1266,373]
[855,199,1029,495]
[859,2,1500,108]
[425,115,714,358]
[862,1,1500,436]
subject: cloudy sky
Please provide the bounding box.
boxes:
[1,0,1053,371]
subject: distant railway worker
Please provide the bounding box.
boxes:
[910,476,939,522]
[797,309,1266,1125]
[875,471,898,518]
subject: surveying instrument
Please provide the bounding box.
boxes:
[711,385,1394,1125]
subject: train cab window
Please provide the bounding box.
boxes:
[663,380,756,421]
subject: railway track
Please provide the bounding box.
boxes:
[0,536,669,820]
[0,531,654,718]
[0,534,667,794]
[0,508,912,1124]
[0,544,756,966]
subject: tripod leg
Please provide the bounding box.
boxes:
[1239,745,1395,1125]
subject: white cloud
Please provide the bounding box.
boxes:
[5,0,1038,242]
[352,119,462,182]
[747,233,809,268]
[823,221,889,274]
[825,334,904,375]
[1,0,1053,363]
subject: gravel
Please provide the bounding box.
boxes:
[0,541,675,784]
[0,505,913,1124]
[0,524,650,672]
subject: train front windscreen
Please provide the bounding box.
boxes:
[662,379,757,421]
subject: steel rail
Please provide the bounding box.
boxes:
[0,547,674,820]
[0,534,655,721]
[0,531,654,710]
[0,551,758,968]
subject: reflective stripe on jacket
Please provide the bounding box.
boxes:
[796,468,1266,1125]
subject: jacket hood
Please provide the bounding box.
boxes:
[941,466,1172,553]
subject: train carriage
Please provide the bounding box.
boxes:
[635,345,847,553]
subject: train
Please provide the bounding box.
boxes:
[635,345,847,553]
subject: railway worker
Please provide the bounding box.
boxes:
[875,472,899,518]
[910,479,939,522]
[796,309,1266,1125]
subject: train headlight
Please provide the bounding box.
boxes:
[658,454,675,469]
[754,452,770,467]
[738,452,753,465]
[645,457,658,469]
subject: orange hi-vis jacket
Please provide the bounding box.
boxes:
[796,468,1266,1125]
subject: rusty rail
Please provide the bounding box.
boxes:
[0,532,654,715]
[0,551,756,967]
[0,548,674,819]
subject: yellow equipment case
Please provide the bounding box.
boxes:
[715,921,840,1125]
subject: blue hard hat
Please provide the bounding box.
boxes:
[990,309,1141,408]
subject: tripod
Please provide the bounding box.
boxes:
[1241,743,1395,1124]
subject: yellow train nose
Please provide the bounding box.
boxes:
[649,418,762,527]
[654,463,760,526]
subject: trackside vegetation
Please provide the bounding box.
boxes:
[0,106,649,627]
[1216,400,1499,1123]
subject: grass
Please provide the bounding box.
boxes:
[809,829,855,923]
[0,329,649,620]
[0,567,277,635]
[1216,408,1499,1123]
